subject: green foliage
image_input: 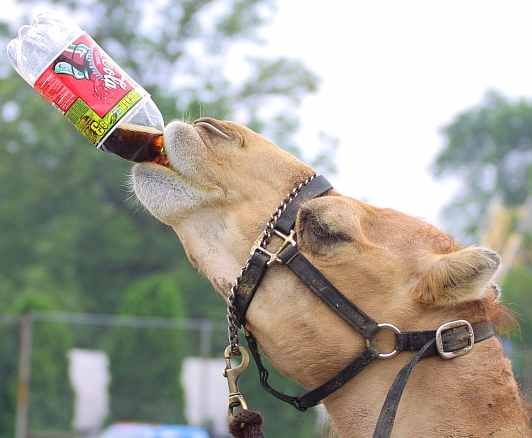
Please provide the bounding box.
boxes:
[0,320,19,438]
[503,265,532,345]
[108,272,187,423]
[502,265,532,385]
[434,91,532,238]
[0,0,329,436]
[29,319,74,432]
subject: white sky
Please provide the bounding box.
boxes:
[263,1,532,226]
[5,1,532,227]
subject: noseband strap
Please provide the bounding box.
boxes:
[229,175,495,438]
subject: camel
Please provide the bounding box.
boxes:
[131,117,530,437]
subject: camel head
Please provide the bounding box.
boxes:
[131,118,502,389]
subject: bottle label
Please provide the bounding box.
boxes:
[34,33,146,146]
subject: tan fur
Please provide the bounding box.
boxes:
[132,118,530,437]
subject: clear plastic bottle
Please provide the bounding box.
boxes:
[7,12,166,163]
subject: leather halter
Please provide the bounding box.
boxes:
[230,175,495,438]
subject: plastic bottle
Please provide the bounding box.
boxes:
[7,12,166,163]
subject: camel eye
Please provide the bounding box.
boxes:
[309,217,352,244]
[297,206,352,254]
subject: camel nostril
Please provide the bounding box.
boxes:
[193,117,232,140]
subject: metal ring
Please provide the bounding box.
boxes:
[366,322,401,359]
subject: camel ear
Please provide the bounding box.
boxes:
[413,246,501,305]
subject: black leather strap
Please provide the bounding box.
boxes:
[297,348,378,410]
[245,332,303,409]
[373,321,495,438]
[247,320,495,428]
[278,247,379,339]
[245,332,379,411]
[373,339,436,438]
[246,320,494,415]
[234,175,333,325]
[275,176,334,235]
[234,251,270,325]
[397,321,495,354]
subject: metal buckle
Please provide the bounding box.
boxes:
[223,345,251,416]
[365,322,401,359]
[251,229,297,265]
[435,320,474,360]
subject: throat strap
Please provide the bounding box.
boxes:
[246,332,379,411]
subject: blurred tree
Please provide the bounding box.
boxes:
[0,0,331,435]
[0,319,18,437]
[434,91,532,238]
[107,272,187,423]
[434,91,532,395]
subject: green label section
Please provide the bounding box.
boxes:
[65,89,143,145]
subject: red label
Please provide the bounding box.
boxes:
[34,33,144,145]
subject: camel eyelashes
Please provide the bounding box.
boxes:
[300,210,352,244]
[295,199,360,256]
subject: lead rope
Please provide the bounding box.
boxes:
[228,410,264,438]
[224,175,317,438]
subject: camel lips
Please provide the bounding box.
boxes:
[151,151,170,167]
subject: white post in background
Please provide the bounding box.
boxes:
[68,349,110,437]
[182,357,227,435]
[15,314,32,438]
[198,319,213,421]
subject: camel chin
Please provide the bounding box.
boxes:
[131,163,210,225]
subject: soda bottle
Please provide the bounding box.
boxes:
[7,12,167,164]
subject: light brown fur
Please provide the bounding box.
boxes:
[132,118,530,437]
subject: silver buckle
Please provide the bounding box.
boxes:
[251,229,297,265]
[435,320,474,360]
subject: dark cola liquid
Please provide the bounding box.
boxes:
[102,123,164,162]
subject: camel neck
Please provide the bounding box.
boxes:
[322,337,527,438]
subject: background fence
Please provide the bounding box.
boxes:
[0,313,530,438]
[0,312,323,438]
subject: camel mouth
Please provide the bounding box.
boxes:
[143,117,233,174]
[132,119,205,180]
[149,153,171,168]
[130,120,220,224]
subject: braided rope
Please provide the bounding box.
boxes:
[228,409,264,438]
[226,174,316,354]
